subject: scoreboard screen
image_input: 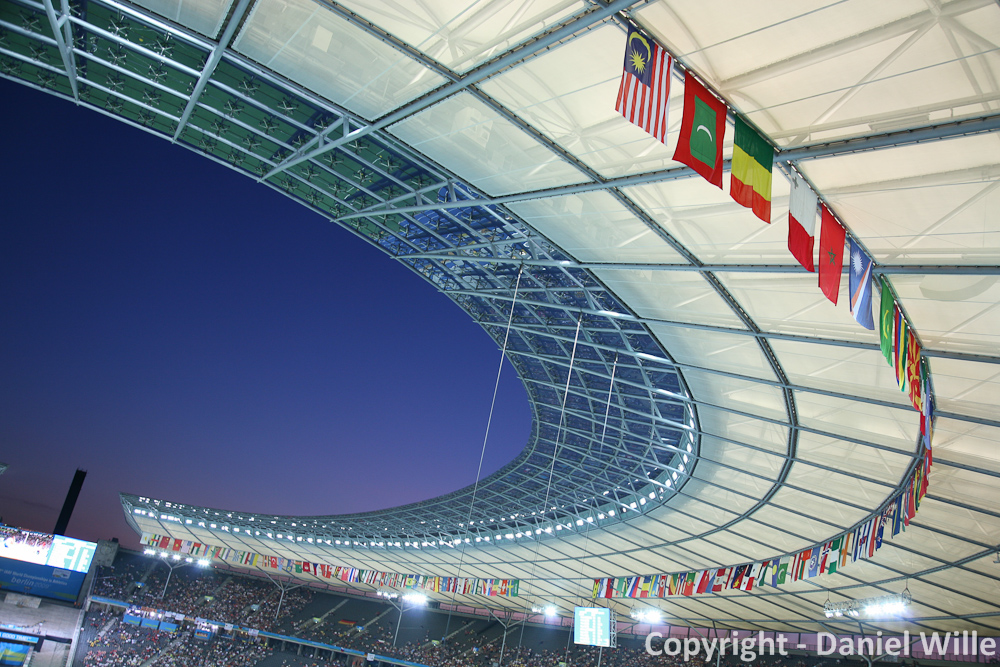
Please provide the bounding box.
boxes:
[573,607,611,647]
[0,526,96,601]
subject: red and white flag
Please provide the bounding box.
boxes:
[616,27,673,145]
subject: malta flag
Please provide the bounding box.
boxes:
[730,117,774,223]
[818,206,846,304]
[673,72,727,188]
[616,27,672,145]
[848,238,875,329]
[787,173,818,271]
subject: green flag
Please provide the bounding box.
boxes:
[879,280,894,365]
[672,72,727,187]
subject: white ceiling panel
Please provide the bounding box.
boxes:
[794,430,912,487]
[481,23,682,178]
[336,0,585,72]
[389,92,586,195]
[716,271,883,341]
[625,178,796,264]
[772,339,907,407]
[889,273,1000,356]
[131,0,233,37]
[929,356,1000,423]
[681,368,787,421]
[506,192,687,263]
[795,390,918,453]
[596,269,748,328]
[234,0,446,119]
[648,325,777,380]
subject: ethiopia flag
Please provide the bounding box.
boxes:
[730,117,773,222]
[672,72,726,188]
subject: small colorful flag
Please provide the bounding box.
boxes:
[673,71,727,188]
[848,238,875,329]
[879,280,894,364]
[730,117,774,222]
[787,173,818,271]
[616,28,673,145]
[818,206,846,304]
[894,307,909,391]
[906,331,923,410]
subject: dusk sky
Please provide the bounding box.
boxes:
[0,78,532,549]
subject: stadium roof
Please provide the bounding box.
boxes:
[4,0,999,634]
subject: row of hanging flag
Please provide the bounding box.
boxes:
[617,26,938,446]
[138,532,520,597]
[593,455,930,599]
[613,25,937,597]
[618,26,893,327]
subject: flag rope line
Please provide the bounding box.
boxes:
[443,265,524,636]
[515,314,584,658]
[574,354,618,602]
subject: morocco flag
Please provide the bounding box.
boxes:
[818,205,845,304]
[672,72,727,188]
[730,117,773,222]
[787,173,818,271]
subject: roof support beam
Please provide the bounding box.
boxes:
[172,0,260,141]
[263,0,642,179]
[718,0,995,90]
[41,0,77,99]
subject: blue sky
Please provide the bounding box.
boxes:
[0,78,531,547]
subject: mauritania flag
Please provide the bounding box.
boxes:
[879,280,894,364]
[848,238,875,329]
[616,27,672,145]
[730,117,774,223]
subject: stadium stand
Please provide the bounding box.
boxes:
[75,550,962,667]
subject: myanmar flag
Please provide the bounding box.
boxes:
[818,206,845,304]
[673,72,727,188]
[879,280,894,365]
[730,117,773,222]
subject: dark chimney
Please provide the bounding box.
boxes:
[53,468,87,536]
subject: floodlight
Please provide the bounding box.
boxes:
[630,608,661,623]
[402,592,427,605]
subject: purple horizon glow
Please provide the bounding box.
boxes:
[0,79,531,549]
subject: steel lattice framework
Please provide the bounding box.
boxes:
[4,0,1000,634]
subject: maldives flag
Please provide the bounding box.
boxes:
[730,117,773,222]
[617,28,673,145]
[787,173,818,271]
[673,72,727,188]
[818,206,845,304]
[848,238,875,329]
